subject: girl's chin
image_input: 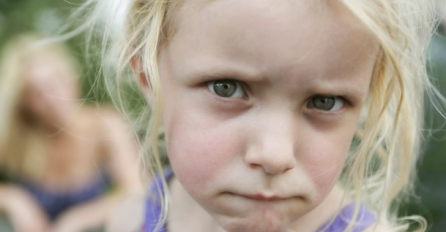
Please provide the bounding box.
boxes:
[219,221,288,232]
[208,196,307,232]
[215,213,292,232]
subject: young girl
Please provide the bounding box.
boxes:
[79,0,439,231]
[0,34,144,232]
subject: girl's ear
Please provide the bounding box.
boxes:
[130,56,152,102]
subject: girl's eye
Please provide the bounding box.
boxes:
[307,95,344,111]
[208,80,246,98]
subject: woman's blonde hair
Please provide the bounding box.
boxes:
[0,33,80,178]
[76,0,440,231]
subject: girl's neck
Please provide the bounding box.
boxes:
[168,177,226,232]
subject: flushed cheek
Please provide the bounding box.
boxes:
[300,130,353,195]
[164,106,241,197]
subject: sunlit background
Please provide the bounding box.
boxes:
[0,0,445,231]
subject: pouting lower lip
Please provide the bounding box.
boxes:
[230,192,289,201]
[246,194,287,201]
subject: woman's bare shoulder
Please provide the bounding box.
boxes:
[80,105,131,134]
[82,105,123,122]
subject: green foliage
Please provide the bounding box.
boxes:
[0,0,115,104]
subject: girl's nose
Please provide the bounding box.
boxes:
[244,110,297,175]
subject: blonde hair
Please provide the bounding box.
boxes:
[76,0,440,231]
[0,33,80,178]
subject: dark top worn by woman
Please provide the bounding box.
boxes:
[15,173,110,220]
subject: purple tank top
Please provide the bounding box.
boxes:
[141,168,174,232]
[142,169,376,232]
[315,203,376,232]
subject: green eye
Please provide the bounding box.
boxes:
[208,80,245,98]
[308,95,344,111]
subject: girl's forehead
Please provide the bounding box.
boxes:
[164,0,378,87]
[173,0,370,35]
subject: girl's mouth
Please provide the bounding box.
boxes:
[231,192,291,202]
[244,194,285,201]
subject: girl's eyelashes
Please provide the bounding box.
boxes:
[208,80,246,99]
[206,81,348,112]
[307,95,345,112]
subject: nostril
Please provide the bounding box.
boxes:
[244,133,297,175]
[264,161,295,175]
[245,151,296,175]
[248,163,262,170]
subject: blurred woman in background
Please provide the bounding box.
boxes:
[0,33,144,232]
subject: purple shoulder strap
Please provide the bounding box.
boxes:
[316,203,376,232]
[141,168,174,232]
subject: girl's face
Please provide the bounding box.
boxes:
[157,0,378,231]
[21,53,79,126]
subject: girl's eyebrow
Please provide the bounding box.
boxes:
[182,63,262,82]
[309,81,368,102]
[179,56,369,101]
[188,67,366,97]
